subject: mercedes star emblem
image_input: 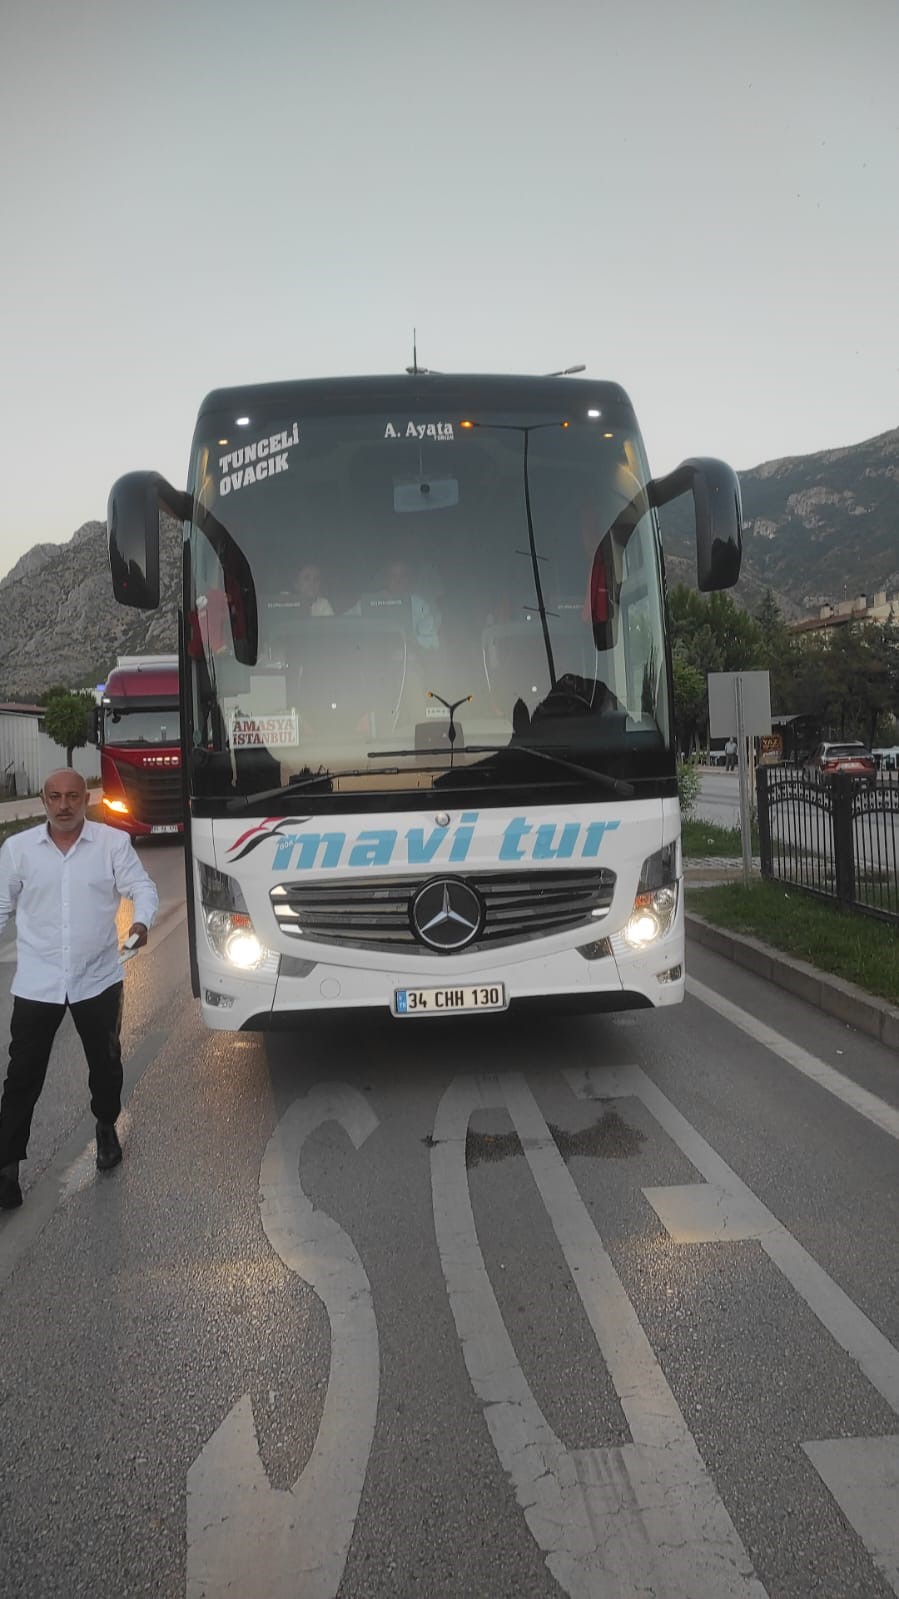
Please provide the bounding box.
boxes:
[410,877,483,951]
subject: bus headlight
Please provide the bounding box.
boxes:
[199,863,278,972]
[622,846,679,949]
[623,885,678,947]
[204,909,269,968]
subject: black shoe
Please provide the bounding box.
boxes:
[0,1163,22,1209]
[96,1122,122,1171]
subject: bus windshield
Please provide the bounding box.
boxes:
[103,707,181,746]
[186,398,671,806]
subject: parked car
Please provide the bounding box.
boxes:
[804,742,876,782]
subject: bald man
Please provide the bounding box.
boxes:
[0,769,158,1210]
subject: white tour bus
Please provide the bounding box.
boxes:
[107,372,741,1029]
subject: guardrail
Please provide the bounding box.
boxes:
[756,766,899,925]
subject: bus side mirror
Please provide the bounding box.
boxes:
[107,471,189,609]
[649,457,742,591]
[88,705,100,745]
[190,507,260,668]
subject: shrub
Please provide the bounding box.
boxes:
[677,758,700,820]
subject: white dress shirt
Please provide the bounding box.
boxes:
[0,819,159,1003]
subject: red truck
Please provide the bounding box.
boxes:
[96,655,183,838]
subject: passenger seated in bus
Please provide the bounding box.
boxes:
[293,562,334,616]
[346,558,440,652]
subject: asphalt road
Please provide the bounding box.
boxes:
[695,769,744,830]
[1,842,898,1599]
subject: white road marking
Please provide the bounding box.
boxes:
[568,1064,899,1587]
[186,1084,379,1599]
[686,975,899,1143]
[802,1436,899,1596]
[431,1073,768,1598]
[568,1064,899,1415]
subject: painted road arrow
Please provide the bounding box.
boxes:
[186,1083,379,1599]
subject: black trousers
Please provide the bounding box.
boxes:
[0,983,124,1166]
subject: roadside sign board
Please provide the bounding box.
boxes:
[707,671,772,888]
[707,671,772,740]
[759,733,782,765]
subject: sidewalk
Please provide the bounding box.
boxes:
[0,794,46,823]
[685,857,761,886]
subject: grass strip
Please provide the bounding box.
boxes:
[0,816,44,846]
[687,878,899,1006]
[682,818,759,857]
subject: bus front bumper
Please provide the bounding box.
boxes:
[197,924,686,1031]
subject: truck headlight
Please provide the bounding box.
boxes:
[199,863,278,972]
[622,845,679,948]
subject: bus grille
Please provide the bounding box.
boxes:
[116,764,183,827]
[270,869,616,954]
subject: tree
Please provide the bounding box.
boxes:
[672,654,707,754]
[43,690,95,767]
[827,626,895,746]
[754,590,796,711]
[668,585,764,676]
[791,624,896,745]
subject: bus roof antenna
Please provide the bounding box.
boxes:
[545,363,587,376]
[406,329,428,375]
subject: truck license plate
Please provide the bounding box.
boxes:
[393,983,507,1017]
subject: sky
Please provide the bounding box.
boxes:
[1,0,897,578]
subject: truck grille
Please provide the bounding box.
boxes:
[117,764,183,827]
[270,869,616,955]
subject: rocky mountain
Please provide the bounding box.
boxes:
[657,425,899,612]
[0,542,59,592]
[0,517,182,697]
[0,424,896,696]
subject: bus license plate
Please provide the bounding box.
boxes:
[394,983,507,1017]
[151,825,180,834]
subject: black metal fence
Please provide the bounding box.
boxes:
[757,766,899,925]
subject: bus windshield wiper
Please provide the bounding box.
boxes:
[368,744,634,796]
[463,744,634,796]
[225,763,455,811]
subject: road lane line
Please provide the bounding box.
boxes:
[568,1064,899,1589]
[187,1084,379,1599]
[567,1064,899,1416]
[686,975,899,1143]
[431,1073,768,1598]
[801,1437,899,1596]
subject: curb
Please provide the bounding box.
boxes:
[685,912,899,1054]
[0,796,46,822]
